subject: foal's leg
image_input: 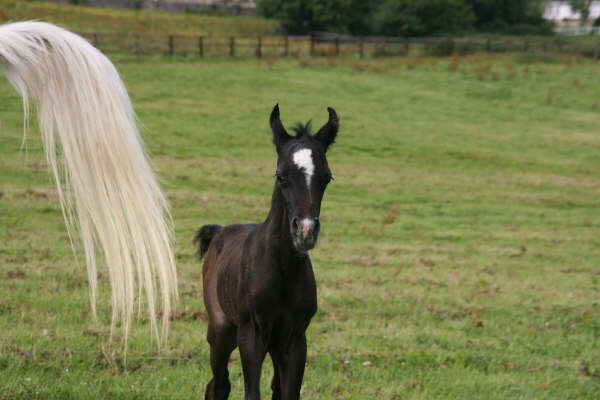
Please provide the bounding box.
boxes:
[270,352,282,400]
[205,323,237,400]
[271,334,307,400]
[238,322,268,400]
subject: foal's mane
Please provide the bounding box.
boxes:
[290,121,314,137]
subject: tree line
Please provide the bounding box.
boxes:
[256,0,554,36]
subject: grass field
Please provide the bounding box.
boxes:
[0,0,278,35]
[1,53,600,399]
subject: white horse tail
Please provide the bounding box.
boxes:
[0,21,177,347]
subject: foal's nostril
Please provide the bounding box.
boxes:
[291,216,300,233]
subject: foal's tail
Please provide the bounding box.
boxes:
[194,225,222,258]
[0,21,177,347]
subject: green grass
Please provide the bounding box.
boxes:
[0,0,278,35]
[1,54,600,399]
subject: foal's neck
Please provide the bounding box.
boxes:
[263,184,301,259]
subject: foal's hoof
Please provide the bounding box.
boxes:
[205,378,231,400]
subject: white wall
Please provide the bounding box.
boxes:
[544,1,600,21]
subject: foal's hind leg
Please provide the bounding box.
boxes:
[205,323,237,400]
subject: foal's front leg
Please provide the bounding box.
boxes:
[271,334,307,400]
[238,322,269,400]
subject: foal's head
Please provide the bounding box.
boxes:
[269,104,339,254]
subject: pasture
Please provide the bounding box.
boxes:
[0,0,277,36]
[1,54,600,399]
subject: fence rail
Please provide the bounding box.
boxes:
[77,32,600,59]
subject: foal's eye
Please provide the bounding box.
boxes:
[275,173,289,188]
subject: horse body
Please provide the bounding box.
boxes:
[197,105,339,400]
[198,197,318,400]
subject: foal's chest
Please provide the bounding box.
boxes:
[275,262,318,320]
[251,260,317,320]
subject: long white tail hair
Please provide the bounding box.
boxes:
[0,21,177,347]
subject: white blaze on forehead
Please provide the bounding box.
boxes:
[292,148,314,187]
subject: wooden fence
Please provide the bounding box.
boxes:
[78,32,600,59]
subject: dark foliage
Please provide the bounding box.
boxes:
[256,0,553,36]
[257,0,373,34]
[471,0,553,34]
[372,0,474,36]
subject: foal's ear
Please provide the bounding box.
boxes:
[270,104,292,152]
[314,107,339,151]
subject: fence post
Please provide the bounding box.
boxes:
[168,35,174,56]
[378,38,385,56]
[310,34,315,56]
[284,36,289,57]
[358,37,364,58]
[229,37,235,57]
[334,35,340,57]
[93,33,99,47]
[198,36,204,58]
[257,36,262,59]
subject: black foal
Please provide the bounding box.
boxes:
[195,105,339,400]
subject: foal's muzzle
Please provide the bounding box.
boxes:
[291,216,320,253]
